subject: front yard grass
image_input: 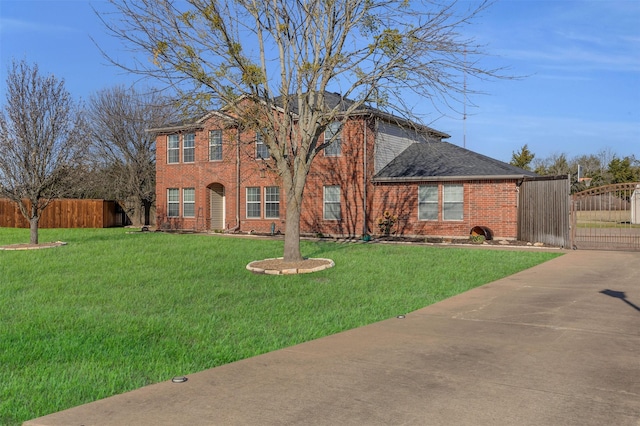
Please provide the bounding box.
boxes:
[0,228,561,425]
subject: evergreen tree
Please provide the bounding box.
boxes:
[510,144,535,171]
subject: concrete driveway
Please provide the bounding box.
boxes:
[24,249,640,426]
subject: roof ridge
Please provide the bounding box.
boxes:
[375,141,537,180]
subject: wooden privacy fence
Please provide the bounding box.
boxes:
[517,175,570,248]
[0,199,123,228]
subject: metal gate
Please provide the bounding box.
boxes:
[571,182,640,251]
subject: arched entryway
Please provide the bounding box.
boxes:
[208,183,225,230]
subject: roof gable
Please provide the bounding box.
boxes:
[146,110,237,133]
[274,92,450,139]
[374,142,538,181]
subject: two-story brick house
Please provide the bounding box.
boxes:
[151,93,536,239]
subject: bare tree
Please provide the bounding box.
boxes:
[88,86,174,226]
[102,0,504,261]
[0,60,88,244]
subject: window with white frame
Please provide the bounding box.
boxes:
[246,187,261,218]
[256,131,269,159]
[443,184,464,221]
[183,133,195,162]
[167,188,180,217]
[183,188,195,217]
[265,187,280,219]
[323,185,341,220]
[418,185,438,220]
[209,130,222,161]
[324,122,342,156]
[167,135,180,163]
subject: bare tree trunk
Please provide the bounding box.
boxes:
[283,192,303,262]
[142,200,152,226]
[29,213,39,245]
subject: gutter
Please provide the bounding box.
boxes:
[372,174,532,183]
[145,124,204,133]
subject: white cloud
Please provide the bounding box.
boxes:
[0,17,76,35]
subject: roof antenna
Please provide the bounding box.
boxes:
[463,47,467,149]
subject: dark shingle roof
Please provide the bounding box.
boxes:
[273,92,450,139]
[375,142,538,181]
[146,110,236,133]
[273,91,370,114]
[148,92,449,138]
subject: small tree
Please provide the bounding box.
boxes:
[102,0,506,261]
[546,153,571,176]
[510,144,535,171]
[607,156,637,184]
[0,60,88,244]
[88,86,175,226]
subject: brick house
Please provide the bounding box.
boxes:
[151,93,536,239]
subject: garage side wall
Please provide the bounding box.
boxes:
[371,179,520,239]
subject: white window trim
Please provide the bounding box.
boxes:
[209,129,222,161]
[323,185,341,221]
[443,184,464,221]
[167,134,180,164]
[183,188,195,218]
[246,187,261,219]
[324,122,342,157]
[256,132,269,160]
[183,133,195,163]
[167,188,179,217]
[418,184,438,221]
[264,186,280,219]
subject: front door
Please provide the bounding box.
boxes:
[209,184,225,230]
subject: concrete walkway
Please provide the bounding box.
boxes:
[25,250,640,426]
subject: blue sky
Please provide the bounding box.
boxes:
[1,0,639,163]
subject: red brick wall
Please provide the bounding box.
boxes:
[301,119,376,237]
[370,179,520,239]
[155,115,520,239]
[155,116,286,232]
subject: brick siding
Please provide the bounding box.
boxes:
[155,115,520,239]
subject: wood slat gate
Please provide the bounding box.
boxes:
[518,176,570,248]
[571,182,640,251]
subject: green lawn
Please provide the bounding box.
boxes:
[0,228,561,425]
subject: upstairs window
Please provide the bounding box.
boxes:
[183,133,195,162]
[256,131,269,159]
[167,135,180,163]
[443,184,464,221]
[324,122,342,156]
[209,130,222,161]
